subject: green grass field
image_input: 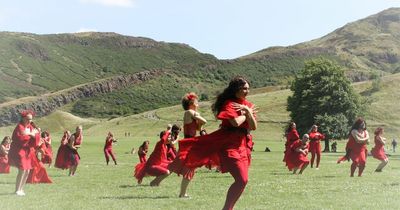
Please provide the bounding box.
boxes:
[2,74,400,209]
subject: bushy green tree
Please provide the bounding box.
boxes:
[287,58,363,150]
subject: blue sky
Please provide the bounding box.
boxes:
[0,0,400,59]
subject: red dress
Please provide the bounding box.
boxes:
[286,140,309,170]
[54,135,69,169]
[9,123,41,170]
[371,136,387,161]
[283,129,300,164]
[64,133,82,168]
[0,144,10,173]
[138,148,147,163]
[308,131,325,154]
[348,130,368,165]
[104,136,117,163]
[134,131,171,184]
[27,148,52,184]
[169,99,254,176]
[41,136,53,164]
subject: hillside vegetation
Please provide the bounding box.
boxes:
[2,8,400,120]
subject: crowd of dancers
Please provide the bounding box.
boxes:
[0,75,393,210]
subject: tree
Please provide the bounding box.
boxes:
[287,58,363,151]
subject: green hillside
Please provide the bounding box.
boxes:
[2,8,400,119]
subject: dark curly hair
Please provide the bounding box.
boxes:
[211,76,249,116]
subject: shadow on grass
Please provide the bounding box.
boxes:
[119,184,150,188]
[99,195,171,200]
[0,181,14,185]
[0,192,14,196]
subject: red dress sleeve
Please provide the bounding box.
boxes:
[217,100,239,120]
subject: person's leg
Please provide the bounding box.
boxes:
[310,152,315,168]
[376,159,388,172]
[179,178,191,197]
[292,167,298,174]
[222,161,248,210]
[109,149,117,165]
[150,172,170,186]
[350,162,357,177]
[104,149,110,165]
[316,149,321,168]
[358,163,365,177]
[20,170,30,192]
[299,162,309,174]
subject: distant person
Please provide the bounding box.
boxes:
[169,92,207,197]
[308,125,325,169]
[54,130,70,169]
[338,118,369,177]
[392,138,397,152]
[0,136,11,174]
[286,134,310,174]
[283,122,300,168]
[9,110,41,196]
[65,125,83,176]
[137,140,150,163]
[134,125,181,185]
[104,132,117,165]
[331,141,337,152]
[40,131,53,167]
[371,127,388,172]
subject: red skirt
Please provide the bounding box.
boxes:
[134,160,170,184]
[41,144,53,164]
[8,147,33,170]
[64,148,80,168]
[371,146,387,161]
[309,141,321,153]
[27,153,52,184]
[54,145,68,169]
[0,156,10,173]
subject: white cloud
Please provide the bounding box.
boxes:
[79,0,135,8]
[76,27,98,33]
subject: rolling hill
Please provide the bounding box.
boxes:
[1,8,400,124]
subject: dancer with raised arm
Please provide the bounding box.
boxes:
[104,132,118,165]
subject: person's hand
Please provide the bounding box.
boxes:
[232,103,254,116]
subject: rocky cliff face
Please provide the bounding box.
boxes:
[0,70,162,126]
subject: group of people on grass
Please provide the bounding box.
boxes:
[283,118,389,177]
[0,75,394,210]
[0,110,83,196]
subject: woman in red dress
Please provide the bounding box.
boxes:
[169,92,208,198]
[26,138,52,184]
[54,130,71,169]
[40,131,53,167]
[308,125,325,169]
[104,132,118,165]
[166,76,257,210]
[341,118,370,177]
[8,110,41,196]
[371,127,388,172]
[138,140,150,163]
[134,125,180,185]
[0,136,11,174]
[65,125,83,176]
[286,134,310,174]
[283,122,300,167]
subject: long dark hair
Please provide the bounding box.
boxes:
[211,76,249,116]
[285,121,296,135]
[349,118,367,135]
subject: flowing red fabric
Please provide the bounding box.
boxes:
[371,136,387,161]
[9,123,40,170]
[348,130,368,165]
[0,144,10,173]
[283,129,300,164]
[169,99,254,177]
[54,135,69,169]
[134,131,171,184]
[286,140,309,170]
[27,148,52,184]
[64,133,82,168]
